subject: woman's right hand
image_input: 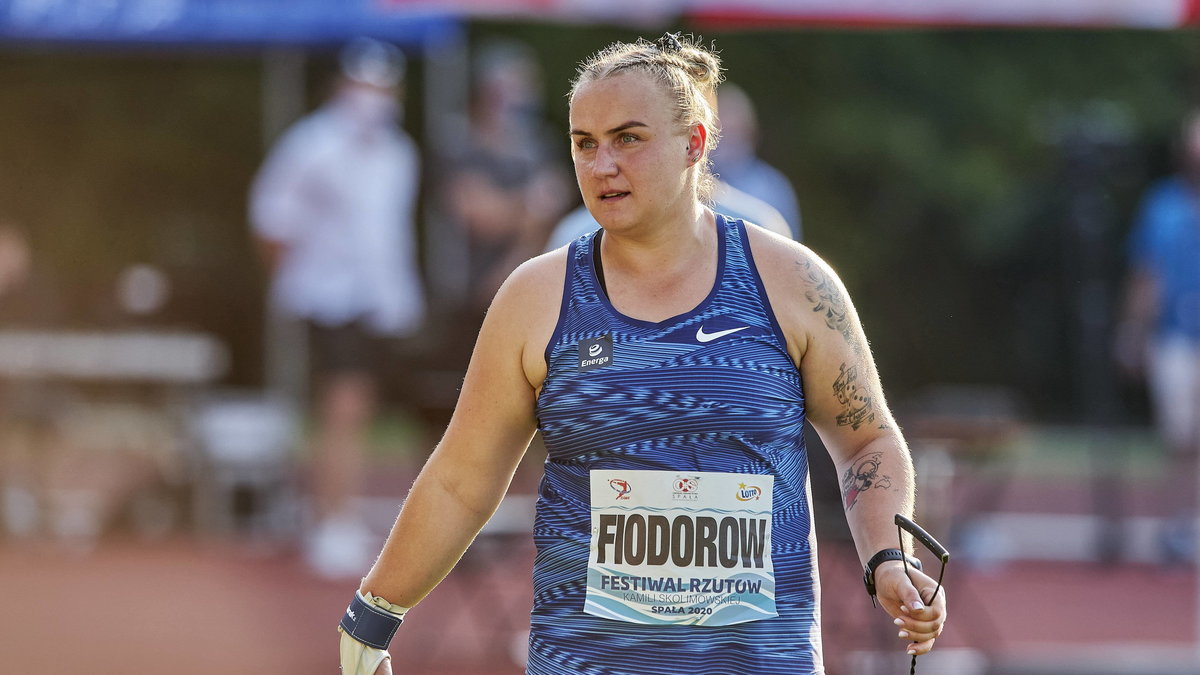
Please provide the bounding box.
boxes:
[338,628,391,675]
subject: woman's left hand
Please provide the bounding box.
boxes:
[872,560,948,655]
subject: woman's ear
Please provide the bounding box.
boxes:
[687,123,708,165]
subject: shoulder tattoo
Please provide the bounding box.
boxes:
[797,259,857,351]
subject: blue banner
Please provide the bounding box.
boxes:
[0,0,460,47]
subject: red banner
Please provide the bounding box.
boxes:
[686,0,1194,29]
[377,0,1200,28]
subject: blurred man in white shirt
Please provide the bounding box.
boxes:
[250,38,424,578]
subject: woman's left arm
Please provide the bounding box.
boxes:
[751,232,946,655]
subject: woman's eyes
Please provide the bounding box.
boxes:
[575,134,639,150]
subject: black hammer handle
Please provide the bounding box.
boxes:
[894,514,950,564]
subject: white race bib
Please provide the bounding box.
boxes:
[585,469,777,626]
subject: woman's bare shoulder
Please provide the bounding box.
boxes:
[499,247,570,310]
[744,224,854,363]
[481,247,570,355]
[743,224,827,287]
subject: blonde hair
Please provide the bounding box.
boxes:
[570,33,724,203]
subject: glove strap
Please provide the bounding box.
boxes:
[339,591,405,650]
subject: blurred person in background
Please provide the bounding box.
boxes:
[0,223,30,302]
[1117,109,1200,565]
[710,82,802,240]
[439,39,570,353]
[0,221,37,538]
[0,220,59,326]
[249,38,425,579]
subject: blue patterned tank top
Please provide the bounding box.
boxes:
[530,215,821,674]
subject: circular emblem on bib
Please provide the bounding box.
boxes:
[673,477,698,494]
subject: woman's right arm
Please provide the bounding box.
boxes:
[359,253,561,607]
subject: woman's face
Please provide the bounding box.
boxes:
[569,71,702,234]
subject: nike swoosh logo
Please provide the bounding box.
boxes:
[695,325,750,343]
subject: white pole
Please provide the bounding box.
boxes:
[420,27,470,306]
[260,48,308,402]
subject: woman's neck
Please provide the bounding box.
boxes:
[600,202,713,278]
[595,204,719,323]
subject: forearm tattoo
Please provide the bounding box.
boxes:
[840,451,894,511]
[832,362,876,430]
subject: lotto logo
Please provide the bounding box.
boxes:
[735,484,763,501]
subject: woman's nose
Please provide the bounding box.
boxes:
[591,146,618,177]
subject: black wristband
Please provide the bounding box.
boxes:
[339,591,404,650]
[863,548,922,598]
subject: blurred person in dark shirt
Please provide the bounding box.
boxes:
[441,40,570,330]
